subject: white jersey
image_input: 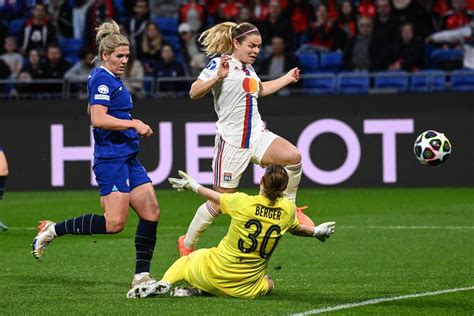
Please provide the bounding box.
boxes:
[198,56,265,148]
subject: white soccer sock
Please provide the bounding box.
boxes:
[183,201,220,249]
[283,162,302,204]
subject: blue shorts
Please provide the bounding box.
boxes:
[93,155,151,196]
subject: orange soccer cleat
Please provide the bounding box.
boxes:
[296,206,315,226]
[177,235,194,257]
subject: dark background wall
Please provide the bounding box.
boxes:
[0,94,472,190]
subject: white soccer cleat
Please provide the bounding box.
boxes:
[31,220,56,259]
[171,286,202,297]
[127,273,171,298]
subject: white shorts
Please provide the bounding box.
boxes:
[212,130,279,188]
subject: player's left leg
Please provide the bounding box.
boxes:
[265,275,274,294]
[257,134,314,225]
[129,182,160,277]
[259,136,302,204]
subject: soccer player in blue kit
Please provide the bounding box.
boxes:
[32,20,162,298]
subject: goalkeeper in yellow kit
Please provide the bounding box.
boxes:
[128,165,336,299]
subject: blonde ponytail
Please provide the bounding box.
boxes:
[199,22,260,57]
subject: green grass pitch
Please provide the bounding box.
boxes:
[0,188,473,315]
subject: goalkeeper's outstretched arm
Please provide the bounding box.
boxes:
[290,222,336,243]
[168,170,222,205]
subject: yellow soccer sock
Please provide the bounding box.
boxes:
[162,256,189,284]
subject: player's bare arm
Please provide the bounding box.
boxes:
[90,104,152,137]
[189,55,231,99]
[259,68,301,97]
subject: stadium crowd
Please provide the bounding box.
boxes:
[1,0,473,97]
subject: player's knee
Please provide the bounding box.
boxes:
[286,150,301,166]
[266,276,274,293]
[106,218,126,234]
[0,166,8,176]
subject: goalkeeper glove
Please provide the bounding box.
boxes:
[313,222,336,242]
[168,170,202,193]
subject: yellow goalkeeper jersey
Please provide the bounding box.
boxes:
[186,192,298,298]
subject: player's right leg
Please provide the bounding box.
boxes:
[179,136,250,255]
[32,192,129,259]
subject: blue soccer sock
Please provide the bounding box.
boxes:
[135,219,158,274]
[55,214,107,236]
[0,176,7,200]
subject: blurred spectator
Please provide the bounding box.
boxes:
[392,0,434,38]
[178,22,207,76]
[0,22,7,54]
[259,36,299,88]
[236,5,252,24]
[19,3,59,56]
[64,48,95,98]
[0,58,10,94]
[17,49,46,95]
[1,37,23,78]
[343,16,374,70]
[125,0,150,56]
[42,43,71,93]
[287,0,310,48]
[371,0,400,70]
[154,44,186,95]
[337,0,357,39]
[389,22,424,71]
[122,52,145,99]
[84,0,116,52]
[326,0,339,21]
[259,1,292,50]
[138,21,169,73]
[48,0,74,38]
[219,0,242,22]
[179,0,206,32]
[150,0,180,18]
[358,0,377,17]
[73,0,94,39]
[427,21,474,68]
[442,0,473,30]
[249,0,269,22]
[308,4,346,51]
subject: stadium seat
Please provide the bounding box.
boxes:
[319,51,343,72]
[450,70,474,92]
[302,72,336,95]
[430,48,463,70]
[153,17,179,36]
[337,72,370,94]
[9,18,26,38]
[410,70,446,93]
[59,38,83,64]
[165,35,181,53]
[143,76,154,97]
[296,52,319,72]
[373,71,409,93]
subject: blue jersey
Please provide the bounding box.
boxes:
[88,67,139,158]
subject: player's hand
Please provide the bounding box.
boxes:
[133,119,153,138]
[217,55,231,80]
[313,221,336,242]
[168,170,202,192]
[286,67,300,83]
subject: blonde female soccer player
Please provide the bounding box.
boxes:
[32,20,162,297]
[128,166,335,298]
[178,21,314,256]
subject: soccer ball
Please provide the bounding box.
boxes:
[413,130,452,166]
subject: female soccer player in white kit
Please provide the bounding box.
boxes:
[178,22,312,256]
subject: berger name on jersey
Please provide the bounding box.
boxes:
[255,205,281,220]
